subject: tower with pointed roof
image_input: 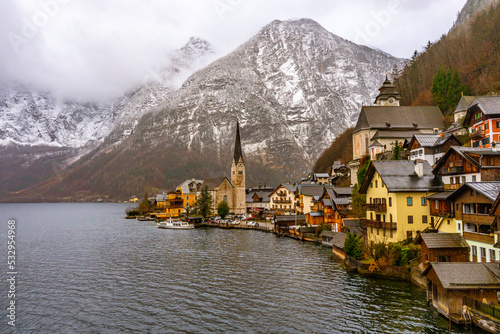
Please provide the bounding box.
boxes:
[231,118,246,214]
[374,74,402,106]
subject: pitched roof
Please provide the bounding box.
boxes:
[298,184,325,197]
[331,232,347,249]
[371,130,421,140]
[462,182,500,202]
[426,191,454,200]
[471,96,500,115]
[332,197,351,205]
[343,219,364,237]
[432,146,500,174]
[420,233,469,249]
[332,187,352,197]
[314,173,330,178]
[360,160,444,193]
[424,263,500,290]
[354,106,445,133]
[177,179,204,194]
[454,95,475,113]
[275,215,306,223]
[201,177,230,191]
[464,96,500,125]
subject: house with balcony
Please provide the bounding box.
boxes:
[269,184,297,214]
[177,179,203,212]
[446,182,500,263]
[463,96,500,148]
[426,191,457,233]
[432,146,500,191]
[360,160,444,244]
[165,191,185,217]
[418,233,470,271]
[316,187,348,232]
[408,133,461,167]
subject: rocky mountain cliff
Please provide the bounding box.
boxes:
[2,19,405,201]
[453,0,499,29]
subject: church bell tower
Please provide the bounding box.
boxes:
[231,118,246,215]
[374,74,402,106]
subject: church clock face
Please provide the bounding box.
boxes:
[388,97,395,104]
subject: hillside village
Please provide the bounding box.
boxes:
[131,75,500,332]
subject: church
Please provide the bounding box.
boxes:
[348,76,446,185]
[200,119,246,215]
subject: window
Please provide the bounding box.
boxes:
[422,215,428,224]
[472,175,477,182]
[470,190,474,196]
[375,180,378,188]
[377,228,379,235]
[473,141,480,147]
[447,219,450,225]
[223,195,228,202]
[238,171,243,174]
[371,226,373,234]
[481,247,486,259]
[370,182,373,188]
[408,215,413,224]
[407,197,413,206]
[421,197,426,206]
[472,246,477,256]
[450,177,454,184]
[383,228,386,237]
[482,137,490,145]
[496,121,500,128]
[389,214,392,223]
[457,223,461,231]
[455,176,460,184]
[461,176,466,184]
[435,200,439,210]
[382,215,385,222]
[485,122,489,130]
[390,229,393,238]
[425,254,429,262]
[186,196,189,200]
[438,256,449,262]
[389,197,392,207]
[490,249,496,261]
[370,198,373,204]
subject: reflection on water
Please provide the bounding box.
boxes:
[0,204,480,333]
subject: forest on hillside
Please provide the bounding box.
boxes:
[395,2,500,109]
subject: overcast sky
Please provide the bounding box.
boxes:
[0,0,467,104]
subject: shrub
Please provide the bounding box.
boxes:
[344,232,364,260]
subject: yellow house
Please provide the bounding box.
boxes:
[360,160,444,244]
[165,191,184,217]
[177,179,203,212]
[269,184,297,214]
[296,184,325,215]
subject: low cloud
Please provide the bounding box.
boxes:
[0,0,466,104]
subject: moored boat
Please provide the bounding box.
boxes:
[157,218,194,229]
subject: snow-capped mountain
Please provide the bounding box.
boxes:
[119,18,405,173]
[2,19,405,200]
[0,37,214,149]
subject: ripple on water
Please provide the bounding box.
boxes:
[0,204,481,333]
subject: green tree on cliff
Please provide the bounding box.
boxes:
[194,186,213,218]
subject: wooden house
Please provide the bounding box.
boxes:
[274,215,306,234]
[408,133,461,167]
[423,262,500,324]
[418,233,469,270]
[426,191,456,233]
[447,182,500,263]
[433,146,500,191]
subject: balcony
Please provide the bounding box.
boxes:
[462,213,496,225]
[274,199,292,204]
[441,166,464,175]
[430,208,454,218]
[444,184,461,190]
[165,200,184,208]
[463,231,495,244]
[366,203,387,212]
[469,129,485,140]
[361,219,397,230]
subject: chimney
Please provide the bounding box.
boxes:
[415,160,424,178]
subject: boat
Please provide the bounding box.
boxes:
[157,218,195,229]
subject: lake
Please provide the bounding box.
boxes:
[0,203,480,333]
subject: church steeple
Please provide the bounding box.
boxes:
[374,74,402,106]
[233,118,244,164]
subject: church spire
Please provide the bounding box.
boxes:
[233,118,244,164]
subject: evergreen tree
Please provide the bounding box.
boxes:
[431,68,468,113]
[138,192,153,214]
[351,184,366,219]
[344,232,364,260]
[357,158,370,186]
[194,186,213,218]
[392,141,402,160]
[217,201,230,219]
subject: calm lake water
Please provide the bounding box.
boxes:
[0,203,481,333]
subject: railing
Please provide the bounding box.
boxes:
[366,203,387,212]
[441,166,464,175]
[469,129,486,139]
[430,207,454,218]
[462,213,496,225]
[463,296,500,320]
[463,231,495,244]
[361,219,397,230]
[444,184,461,190]
[165,201,184,208]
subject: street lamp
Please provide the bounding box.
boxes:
[185,204,190,221]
